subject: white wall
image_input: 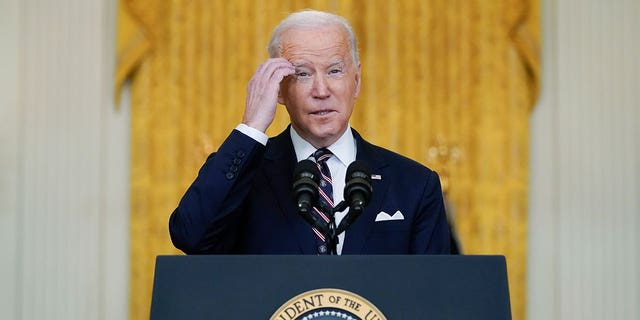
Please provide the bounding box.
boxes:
[0,0,130,319]
[528,0,639,319]
[0,0,21,317]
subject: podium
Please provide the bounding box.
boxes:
[150,255,511,319]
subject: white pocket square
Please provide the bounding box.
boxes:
[375,210,405,222]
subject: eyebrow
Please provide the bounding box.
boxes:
[292,61,345,69]
[292,62,311,69]
[327,61,345,69]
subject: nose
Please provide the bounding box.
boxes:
[311,75,330,99]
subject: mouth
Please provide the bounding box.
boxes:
[310,109,336,116]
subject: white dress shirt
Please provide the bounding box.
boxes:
[235,123,357,254]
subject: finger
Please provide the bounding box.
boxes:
[246,58,293,100]
[257,58,294,79]
[270,65,296,83]
[255,58,286,72]
[249,60,279,87]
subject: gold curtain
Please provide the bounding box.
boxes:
[116,1,539,319]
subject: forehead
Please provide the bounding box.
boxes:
[279,25,351,63]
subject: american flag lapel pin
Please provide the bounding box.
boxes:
[371,174,382,180]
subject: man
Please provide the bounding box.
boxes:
[169,10,450,255]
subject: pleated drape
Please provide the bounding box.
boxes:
[116,1,539,319]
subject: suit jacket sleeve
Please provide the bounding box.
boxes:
[169,129,265,254]
[412,170,451,254]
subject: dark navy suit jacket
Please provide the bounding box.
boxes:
[169,127,451,254]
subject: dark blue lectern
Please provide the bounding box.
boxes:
[150,255,511,319]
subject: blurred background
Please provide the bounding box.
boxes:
[1,0,637,319]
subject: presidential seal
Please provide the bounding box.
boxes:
[270,288,387,320]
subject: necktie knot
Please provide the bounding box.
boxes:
[313,148,333,164]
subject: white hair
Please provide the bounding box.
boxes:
[267,10,360,66]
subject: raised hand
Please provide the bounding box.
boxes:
[242,58,295,132]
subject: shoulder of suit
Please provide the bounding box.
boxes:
[370,144,436,173]
[355,134,437,176]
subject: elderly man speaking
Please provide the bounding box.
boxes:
[169,10,451,255]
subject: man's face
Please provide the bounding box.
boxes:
[278,25,361,148]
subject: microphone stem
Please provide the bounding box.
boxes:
[325,205,338,255]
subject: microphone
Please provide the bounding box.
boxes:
[292,159,320,214]
[337,161,372,234]
[344,160,373,211]
[292,159,331,237]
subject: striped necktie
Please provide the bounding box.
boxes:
[311,148,334,244]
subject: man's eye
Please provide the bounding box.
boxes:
[329,69,342,74]
[297,72,309,77]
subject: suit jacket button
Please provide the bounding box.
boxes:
[229,165,238,172]
[236,151,246,158]
[318,245,327,254]
[225,172,235,180]
[233,158,242,165]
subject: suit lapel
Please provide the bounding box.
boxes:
[341,129,390,254]
[262,128,318,254]
[261,127,391,254]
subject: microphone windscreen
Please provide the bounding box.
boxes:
[293,159,321,182]
[346,160,372,181]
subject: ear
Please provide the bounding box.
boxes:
[353,62,362,99]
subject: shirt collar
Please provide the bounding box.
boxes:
[290,125,357,167]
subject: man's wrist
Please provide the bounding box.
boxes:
[235,123,268,146]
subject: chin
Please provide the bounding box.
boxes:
[315,127,345,141]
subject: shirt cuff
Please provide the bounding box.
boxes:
[235,123,268,146]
